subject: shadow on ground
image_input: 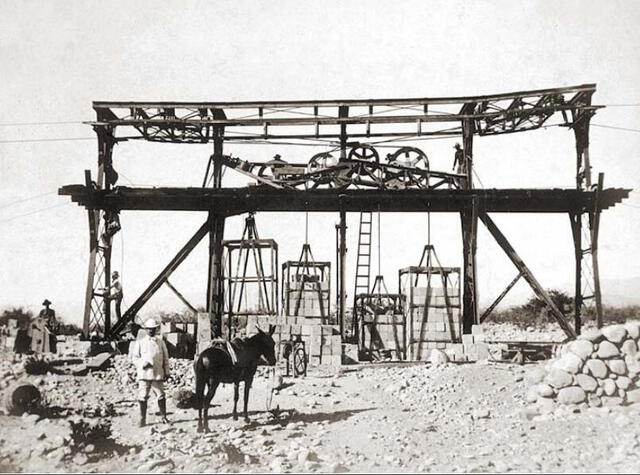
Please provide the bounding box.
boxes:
[163,407,375,431]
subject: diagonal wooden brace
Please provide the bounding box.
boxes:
[107,218,211,338]
[479,213,577,339]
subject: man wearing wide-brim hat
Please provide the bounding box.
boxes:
[39,299,59,353]
[129,317,170,427]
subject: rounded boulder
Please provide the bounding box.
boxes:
[602,325,628,344]
[557,386,586,405]
[575,374,598,393]
[624,321,640,340]
[585,359,608,379]
[597,341,620,359]
[568,340,594,361]
[602,379,617,396]
[545,368,573,389]
[553,352,583,374]
[607,359,627,375]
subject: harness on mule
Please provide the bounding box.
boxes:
[210,338,239,365]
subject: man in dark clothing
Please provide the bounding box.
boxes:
[39,299,58,353]
[452,143,466,187]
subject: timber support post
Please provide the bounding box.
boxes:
[206,130,226,336]
[207,213,226,337]
[569,212,583,334]
[338,210,347,338]
[591,173,605,328]
[460,114,478,334]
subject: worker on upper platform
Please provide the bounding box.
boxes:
[452,143,465,174]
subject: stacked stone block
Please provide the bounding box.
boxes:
[361,312,405,359]
[284,281,330,319]
[528,322,640,409]
[244,314,342,367]
[406,285,461,359]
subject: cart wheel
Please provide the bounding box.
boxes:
[293,347,307,377]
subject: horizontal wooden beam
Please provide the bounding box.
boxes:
[59,185,630,214]
[92,84,596,110]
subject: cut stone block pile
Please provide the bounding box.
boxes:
[361,312,404,359]
[284,280,331,318]
[244,315,342,367]
[527,322,640,409]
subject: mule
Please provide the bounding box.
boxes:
[194,325,277,432]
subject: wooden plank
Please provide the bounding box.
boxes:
[480,272,522,323]
[59,186,631,214]
[165,279,198,314]
[479,213,577,339]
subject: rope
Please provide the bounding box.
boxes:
[377,204,381,277]
[305,212,309,245]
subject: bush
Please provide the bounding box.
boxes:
[487,289,640,328]
[68,419,112,452]
[57,322,82,336]
[24,356,51,375]
[0,307,32,328]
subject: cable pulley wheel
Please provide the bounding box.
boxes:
[305,152,339,189]
[348,144,379,163]
[385,146,430,188]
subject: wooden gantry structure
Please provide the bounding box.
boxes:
[59,84,630,341]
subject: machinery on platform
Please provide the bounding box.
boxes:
[58,84,630,346]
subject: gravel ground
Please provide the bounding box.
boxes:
[1,327,640,473]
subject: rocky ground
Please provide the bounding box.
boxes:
[1,324,640,473]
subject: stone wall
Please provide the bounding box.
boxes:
[527,322,640,409]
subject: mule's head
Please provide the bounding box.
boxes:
[256,324,277,366]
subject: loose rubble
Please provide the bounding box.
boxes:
[1,321,640,472]
[527,322,640,411]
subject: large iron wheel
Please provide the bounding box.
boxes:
[348,144,379,163]
[385,147,430,189]
[305,152,338,189]
[348,144,383,185]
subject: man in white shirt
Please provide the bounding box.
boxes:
[129,318,170,427]
[108,271,123,322]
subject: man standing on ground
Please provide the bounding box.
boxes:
[39,299,58,353]
[130,318,170,427]
[107,271,123,322]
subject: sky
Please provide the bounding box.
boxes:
[1,0,639,326]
